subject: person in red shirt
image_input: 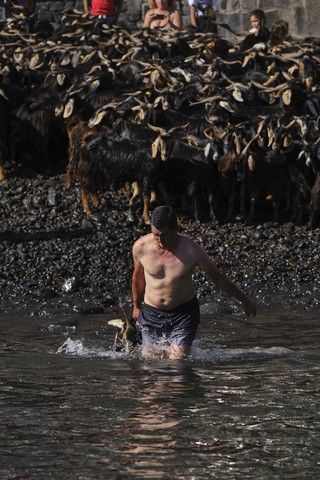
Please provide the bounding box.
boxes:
[83,0,122,24]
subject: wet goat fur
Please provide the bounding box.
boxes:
[108,318,141,352]
[78,135,160,198]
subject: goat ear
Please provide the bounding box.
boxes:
[55,103,64,117]
[56,74,66,86]
[267,127,274,147]
[88,110,108,127]
[29,53,40,69]
[288,65,298,75]
[14,52,23,64]
[0,88,8,100]
[267,61,276,73]
[282,89,292,105]
[248,155,255,171]
[108,319,125,330]
[232,89,244,102]
[257,118,266,135]
[242,53,253,68]
[61,55,71,67]
[219,100,234,113]
[204,143,211,158]
[153,96,163,108]
[63,98,74,119]
[151,137,160,159]
[283,135,291,148]
[160,138,167,161]
[234,133,242,155]
[282,72,292,81]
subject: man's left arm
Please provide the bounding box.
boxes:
[196,246,256,315]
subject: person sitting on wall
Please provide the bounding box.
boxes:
[148,0,177,7]
[143,0,182,31]
[83,0,122,25]
[238,9,270,51]
[188,0,218,34]
[269,19,289,47]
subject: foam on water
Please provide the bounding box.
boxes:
[56,337,294,362]
[56,337,130,358]
[190,341,294,362]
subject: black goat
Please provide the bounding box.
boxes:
[78,135,161,224]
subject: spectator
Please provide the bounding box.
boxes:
[269,19,289,47]
[188,0,218,34]
[147,0,178,10]
[143,0,182,31]
[83,0,123,24]
[239,9,270,51]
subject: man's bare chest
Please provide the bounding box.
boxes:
[142,252,194,280]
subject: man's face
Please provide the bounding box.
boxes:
[151,225,175,248]
[250,15,262,31]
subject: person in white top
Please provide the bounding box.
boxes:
[188,0,218,33]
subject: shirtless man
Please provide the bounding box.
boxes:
[132,206,256,360]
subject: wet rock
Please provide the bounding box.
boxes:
[47,187,57,206]
[72,303,106,315]
[39,288,57,300]
[61,277,81,293]
[1,175,320,313]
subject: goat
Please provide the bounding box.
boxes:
[77,134,161,224]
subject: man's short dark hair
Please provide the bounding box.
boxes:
[151,206,177,230]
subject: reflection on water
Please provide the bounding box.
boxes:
[116,363,203,479]
[1,311,320,479]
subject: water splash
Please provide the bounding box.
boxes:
[56,337,133,358]
[56,337,293,362]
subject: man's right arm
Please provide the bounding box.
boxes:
[132,245,146,321]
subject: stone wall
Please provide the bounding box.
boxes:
[33,0,320,37]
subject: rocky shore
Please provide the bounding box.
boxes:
[1,173,320,315]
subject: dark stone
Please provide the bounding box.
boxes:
[40,288,57,300]
[37,12,54,22]
[50,2,65,11]
[72,303,105,314]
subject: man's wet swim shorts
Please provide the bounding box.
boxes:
[138,297,200,347]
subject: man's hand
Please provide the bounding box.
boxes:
[132,307,141,321]
[242,298,256,316]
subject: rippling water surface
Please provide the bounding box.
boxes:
[1,307,320,479]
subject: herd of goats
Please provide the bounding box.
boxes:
[1,8,320,227]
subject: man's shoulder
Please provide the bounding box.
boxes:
[133,234,152,254]
[178,233,207,257]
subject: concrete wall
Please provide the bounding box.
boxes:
[34,0,320,37]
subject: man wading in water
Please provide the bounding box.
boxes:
[132,206,256,360]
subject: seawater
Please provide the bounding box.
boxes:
[1,309,320,479]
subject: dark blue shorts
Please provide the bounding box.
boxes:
[138,297,200,348]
